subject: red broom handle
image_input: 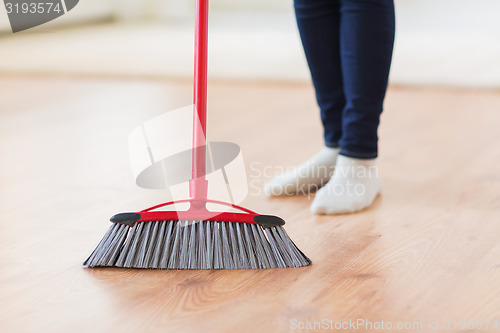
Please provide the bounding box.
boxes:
[190,0,209,207]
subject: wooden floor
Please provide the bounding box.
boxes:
[0,75,499,333]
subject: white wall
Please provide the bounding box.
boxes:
[0,7,10,31]
[114,0,292,21]
[1,0,499,88]
[0,0,292,30]
[211,0,291,11]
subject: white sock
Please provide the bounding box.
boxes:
[310,155,381,215]
[264,147,340,196]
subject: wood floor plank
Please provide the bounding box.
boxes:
[1,75,499,332]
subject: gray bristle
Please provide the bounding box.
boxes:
[84,220,311,269]
[220,222,235,269]
[212,221,223,269]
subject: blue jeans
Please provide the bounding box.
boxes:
[294,0,395,159]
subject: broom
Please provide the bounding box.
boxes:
[83,0,311,269]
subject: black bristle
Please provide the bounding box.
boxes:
[84,220,311,269]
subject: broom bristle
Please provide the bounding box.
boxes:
[84,220,311,269]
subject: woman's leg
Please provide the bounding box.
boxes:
[311,0,395,214]
[338,0,395,158]
[294,0,345,148]
[265,0,344,196]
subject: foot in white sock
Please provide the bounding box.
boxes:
[264,147,339,196]
[310,155,381,214]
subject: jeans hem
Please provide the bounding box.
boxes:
[325,141,339,148]
[339,149,378,159]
